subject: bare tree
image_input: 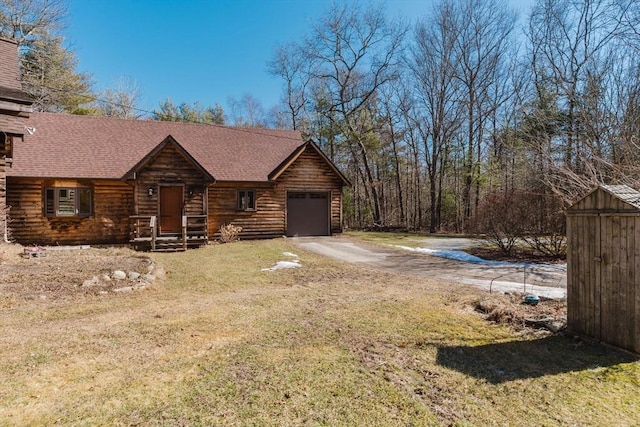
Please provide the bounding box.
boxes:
[452,0,517,226]
[302,2,408,225]
[409,0,464,232]
[95,76,142,119]
[228,94,266,127]
[526,0,639,202]
[0,0,67,46]
[268,42,310,130]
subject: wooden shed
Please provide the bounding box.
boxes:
[566,184,640,353]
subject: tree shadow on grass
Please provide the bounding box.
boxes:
[436,335,638,384]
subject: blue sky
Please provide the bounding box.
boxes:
[66,0,534,118]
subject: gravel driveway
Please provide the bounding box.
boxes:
[292,235,566,299]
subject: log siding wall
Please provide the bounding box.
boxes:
[134,144,208,218]
[208,182,282,239]
[208,145,344,239]
[275,147,344,235]
[7,177,133,245]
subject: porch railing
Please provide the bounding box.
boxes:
[129,215,208,251]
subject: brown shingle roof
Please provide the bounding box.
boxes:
[8,112,305,181]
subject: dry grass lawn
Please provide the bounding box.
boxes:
[0,238,638,426]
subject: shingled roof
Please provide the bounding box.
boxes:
[8,112,306,181]
[600,184,640,210]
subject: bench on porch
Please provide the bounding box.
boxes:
[129,215,208,252]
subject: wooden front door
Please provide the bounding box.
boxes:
[159,186,183,234]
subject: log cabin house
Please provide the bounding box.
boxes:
[4,112,349,250]
[1,37,33,242]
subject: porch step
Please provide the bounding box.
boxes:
[152,248,186,252]
[153,240,187,252]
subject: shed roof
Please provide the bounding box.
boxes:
[569,184,640,213]
[599,184,640,209]
[8,112,312,182]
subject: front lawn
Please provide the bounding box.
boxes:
[0,239,637,425]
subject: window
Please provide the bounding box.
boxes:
[237,190,256,211]
[45,187,92,217]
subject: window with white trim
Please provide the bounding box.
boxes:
[45,187,92,217]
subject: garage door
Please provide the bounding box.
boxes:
[287,192,330,236]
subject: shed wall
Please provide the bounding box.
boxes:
[567,187,640,353]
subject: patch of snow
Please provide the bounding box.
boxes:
[460,277,566,299]
[43,245,90,251]
[82,276,100,287]
[282,252,299,258]
[395,245,566,271]
[262,260,301,271]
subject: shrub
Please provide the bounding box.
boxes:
[472,189,566,258]
[471,190,530,256]
[218,224,242,243]
[520,192,566,258]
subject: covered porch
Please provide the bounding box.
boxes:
[124,135,215,252]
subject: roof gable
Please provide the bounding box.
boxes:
[122,135,215,182]
[269,140,350,185]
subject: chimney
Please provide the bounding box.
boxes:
[0,37,33,136]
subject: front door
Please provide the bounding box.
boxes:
[159,186,183,234]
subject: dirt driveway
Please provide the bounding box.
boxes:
[292,235,566,299]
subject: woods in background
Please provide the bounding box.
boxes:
[3,0,640,235]
[270,0,640,235]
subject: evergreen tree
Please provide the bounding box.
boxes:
[1,0,94,113]
[152,98,225,125]
[20,34,92,112]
